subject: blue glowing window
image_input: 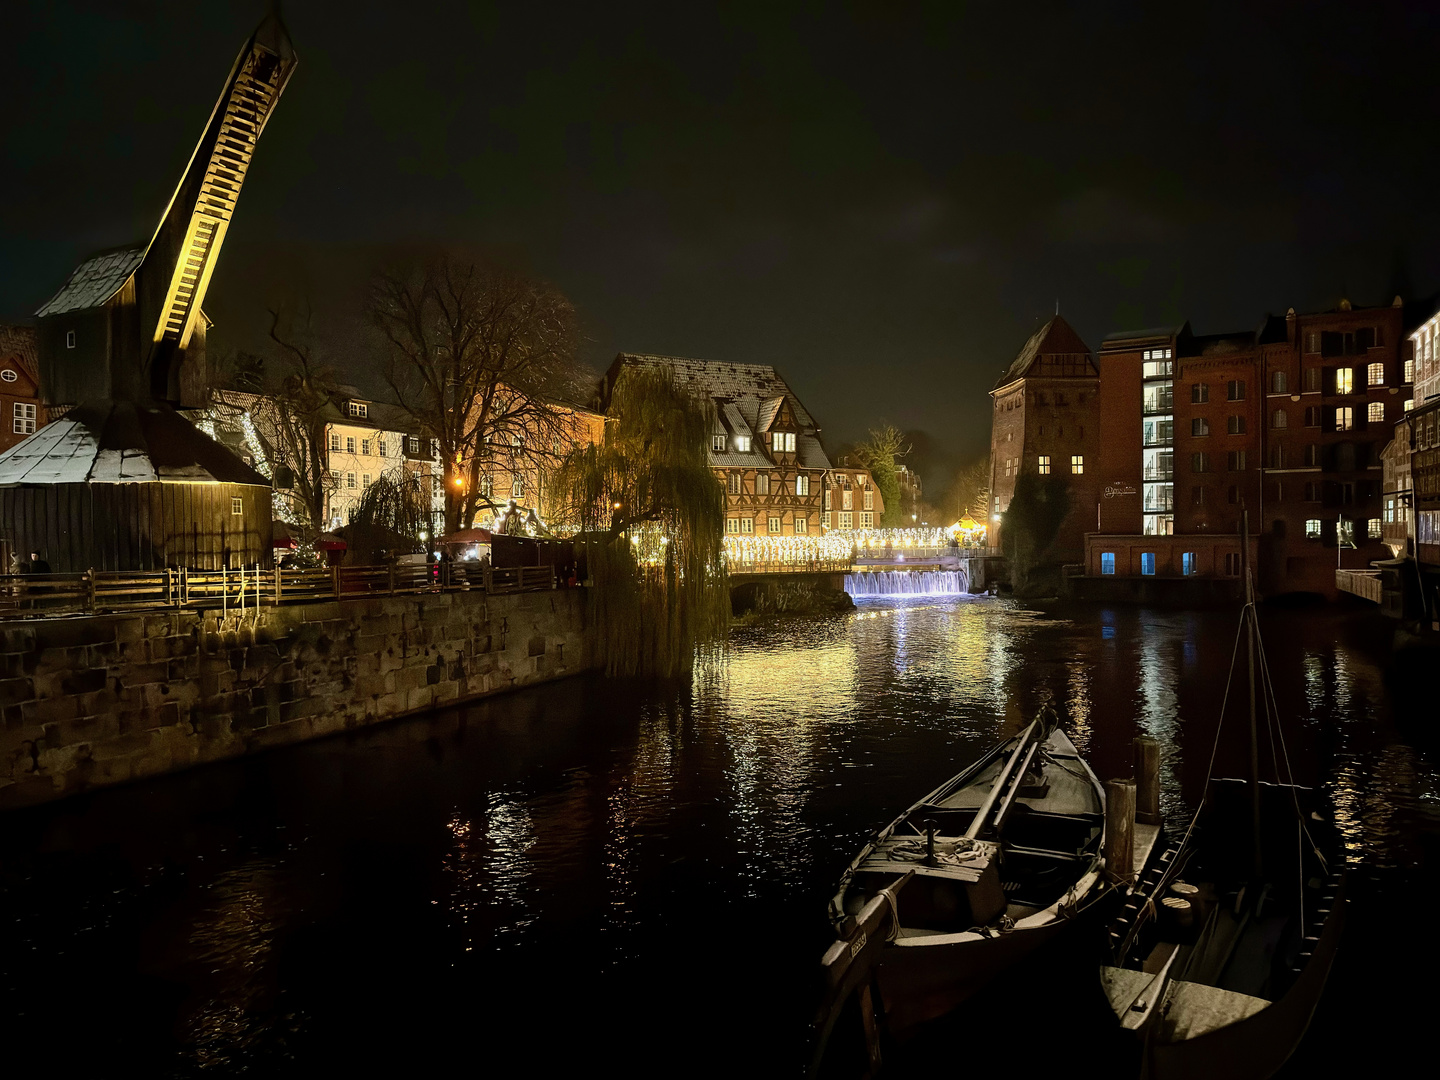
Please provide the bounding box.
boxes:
[1141,552,1156,576]
[1101,552,1115,576]
[1182,552,1196,576]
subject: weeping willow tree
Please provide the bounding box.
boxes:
[343,472,437,563]
[555,365,728,677]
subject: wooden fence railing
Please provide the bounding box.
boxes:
[0,563,559,620]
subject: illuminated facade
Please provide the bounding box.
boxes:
[0,325,45,454]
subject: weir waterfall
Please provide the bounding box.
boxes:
[844,570,969,597]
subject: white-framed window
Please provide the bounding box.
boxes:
[407,436,420,455]
[734,435,752,452]
[775,431,795,452]
[842,489,853,510]
[728,472,741,494]
[1368,401,1384,424]
[1038,455,1051,474]
[378,440,387,457]
[795,515,808,534]
[860,512,873,528]
[330,432,342,451]
[230,496,243,516]
[756,472,770,495]
[740,517,754,533]
[346,472,356,489]
[12,402,35,435]
[346,436,356,454]
[822,512,832,529]
[863,489,873,509]
[1368,362,1384,386]
[1336,406,1353,430]
[361,439,371,456]
[0,369,15,383]
[768,516,782,533]
[823,488,831,510]
[1305,518,1322,539]
[480,474,493,497]
[726,518,739,533]
[1071,455,1084,474]
[712,434,726,452]
[65,330,76,349]
[1336,368,1354,394]
[348,402,368,418]
[796,474,810,496]
[512,477,525,498]
[1368,518,1382,539]
[839,511,853,529]
[362,473,371,487]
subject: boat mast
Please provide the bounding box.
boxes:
[1241,509,1262,882]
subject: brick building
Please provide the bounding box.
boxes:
[988,315,1101,561]
[0,325,45,454]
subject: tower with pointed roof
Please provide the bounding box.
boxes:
[987,315,1101,562]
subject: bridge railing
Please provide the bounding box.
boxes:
[0,563,559,620]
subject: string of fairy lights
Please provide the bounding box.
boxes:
[720,522,988,567]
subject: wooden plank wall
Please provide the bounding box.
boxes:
[0,482,272,572]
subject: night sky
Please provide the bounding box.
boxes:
[6,1,1440,479]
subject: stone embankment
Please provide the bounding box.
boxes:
[0,589,592,809]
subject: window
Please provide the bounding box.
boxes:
[1227,415,1246,435]
[1225,552,1241,576]
[1303,367,1321,392]
[346,436,356,454]
[1228,450,1247,471]
[734,435,752,452]
[1192,418,1210,437]
[822,512,832,529]
[1141,553,1156,576]
[1304,406,1321,427]
[1368,362,1384,386]
[824,488,832,510]
[1368,401,1384,424]
[728,472,741,495]
[1182,552,1196,576]
[0,370,14,383]
[756,473,770,495]
[1305,330,1320,354]
[774,432,796,452]
[362,473,372,488]
[1306,519,1321,539]
[1271,371,1288,393]
[1101,552,1115,575]
[1192,485,1206,506]
[348,402,368,419]
[1038,455,1051,474]
[1335,406,1353,431]
[795,516,808,534]
[796,474,810,496]
[1305,482,1321,502]
[1227,380,1246,401]
[1404,358,1415,383]
[839,511,853,529]
[1335,368,1354,394]
[1070,455,1084,474]
[1191,383,1209,403]
[768,516,782,533]
[1272,409,1288,429]
[361,439,371,456]
[480,474,493,497]
[378,440,388,457]
[330,433,342,451]
[407,436,420,455]
[1405,398,1414,412]
[1191,452,1210,473]
[860,512,874,528]
[841,489,852,510]
[346,472,356,489]
[861,489,872,510]
[12,403,35,435]
[1368,518,1382,539]
[712,434,726,452]
[1269,445,1286,468]
[726,518,739,534]
[231,496,243,516]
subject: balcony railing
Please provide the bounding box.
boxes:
[1142,466,1173,481]
[1143,494,1175,513]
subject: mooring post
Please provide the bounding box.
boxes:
[1105,778,1136,886]
[1134,736,1161,825]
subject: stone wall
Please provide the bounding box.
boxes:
[0,588,592,809]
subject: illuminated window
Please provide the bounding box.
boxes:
[796,475,810,496]
[842,489,853,510]
[1335,406,1353,431]
[768,516,782,533]
[795,516,808,533]
[1368,401,1384,424]
[726,518,739,533]
[712,434,726,452]
[1368,518,1382,539]
[1368,362,1384,386]
[1306,519,1321,539]
[1038,455,1051,474]
[480,475,493,497]
[741,517,754,533]
[348,402,368,418]
[1336,368,1354,394]
[824,488,831,510]
[728,472,741,494]
[1140,552,1156,575]
[863,489,873,510]
[735,435,752,452]
[1070,455,1084,474]
[1182,552,1196,576]
[822,512,832,529]
[231,496,243,516]
[860,512,874,528]
[1405,358,1415,382]
[840,511,853,529]
[1405,398,1414,412]
[1101,552,1115,575]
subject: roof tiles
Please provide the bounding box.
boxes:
[34,246,145,317]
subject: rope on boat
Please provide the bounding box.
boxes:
[885,837,988,868]
[878,880,904,943]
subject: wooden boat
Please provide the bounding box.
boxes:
[813,708,1109,1069]
[1099,515,1347,1080]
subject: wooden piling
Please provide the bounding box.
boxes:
[1134,737,1161,825]
[1105,779,1136,885]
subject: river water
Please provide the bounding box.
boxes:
[1,598,1435,1076]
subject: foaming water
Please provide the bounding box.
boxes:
[0,599,1433,1076]
[844,569,967,596]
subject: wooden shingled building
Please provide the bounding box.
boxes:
[0,14,297,572]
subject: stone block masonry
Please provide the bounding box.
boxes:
[0,588,593,809]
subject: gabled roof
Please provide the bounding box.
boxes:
[0,324,39,383]
[0,401,270,486]
[34,246,145,318]
[993,315,1094,390]
[756,395,786,433]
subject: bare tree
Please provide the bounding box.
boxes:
[369,255,582,535]
[206,308,339,544]
[853,424,911,527]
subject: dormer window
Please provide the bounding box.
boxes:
[348,402,368,419]
[712,434,726,452]
[774,431,796,453]
[735,435,752,452]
